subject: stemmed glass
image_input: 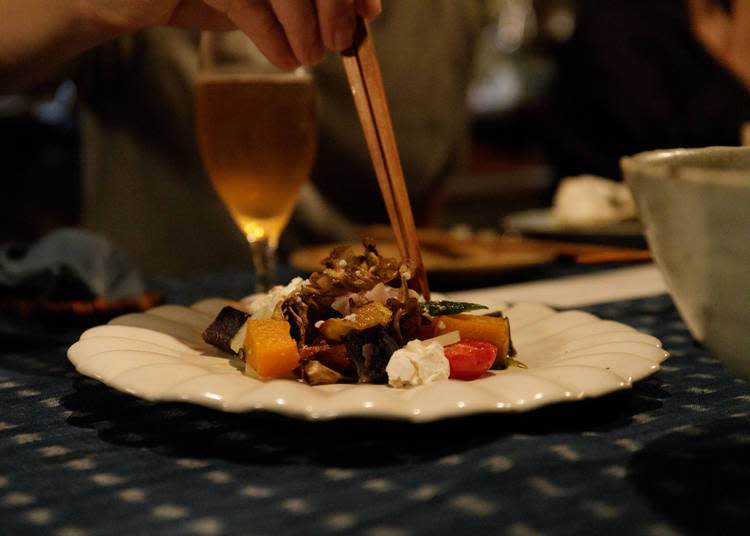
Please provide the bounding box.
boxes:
[195,31,318,292]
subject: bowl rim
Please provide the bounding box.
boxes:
[620,146,750,187]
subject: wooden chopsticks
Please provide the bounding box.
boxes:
[341,18,431,299]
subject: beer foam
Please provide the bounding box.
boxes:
[197,68,312,84]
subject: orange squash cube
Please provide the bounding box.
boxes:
[431,313,511,358]
[243,319,300,377]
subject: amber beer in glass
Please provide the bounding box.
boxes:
[195,32,317,292]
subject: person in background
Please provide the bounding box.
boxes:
[544,0,750,182]
[1,1,480,277]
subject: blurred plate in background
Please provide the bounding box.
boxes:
[502,208,646,248]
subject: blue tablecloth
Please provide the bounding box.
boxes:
[1,269,749,536]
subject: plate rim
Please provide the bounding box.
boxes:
[67,299,668,422]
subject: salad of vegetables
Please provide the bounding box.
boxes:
[202,240,515,387]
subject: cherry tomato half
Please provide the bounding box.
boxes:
[443,339,498,380]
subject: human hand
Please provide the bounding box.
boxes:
[689,0,750,90]
[82,0,382,69]
[720,0,750,89]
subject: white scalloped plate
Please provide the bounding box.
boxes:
[67,298,668,422]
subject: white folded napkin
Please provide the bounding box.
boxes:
[445,263,667,308]
[0,227,145,301]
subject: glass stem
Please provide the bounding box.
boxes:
[249,238,277,293]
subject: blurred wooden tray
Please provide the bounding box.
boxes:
[290,226,651,278]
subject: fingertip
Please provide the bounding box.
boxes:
[295,25,326,65]
[356,0,382,21]
[226,1,301,70]
[279,56,303,71]
[316,2,357,52]
[266,49,303,71]
[331,22,355,51]
[300,40,326,66]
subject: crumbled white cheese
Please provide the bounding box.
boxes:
[385,353,418,387]
[242,277,304,319]
[386,340,450,388]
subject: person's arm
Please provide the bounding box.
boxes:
[0,0,117,92]
[718,0,750,89]
[0,0,381,93]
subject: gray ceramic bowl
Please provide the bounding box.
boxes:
[621,147,750,379]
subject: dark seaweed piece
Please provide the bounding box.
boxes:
[342,325,400,384]
[419,300,488,316]
[202,306,249,354]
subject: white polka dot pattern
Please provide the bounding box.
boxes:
[3,285,750,536]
